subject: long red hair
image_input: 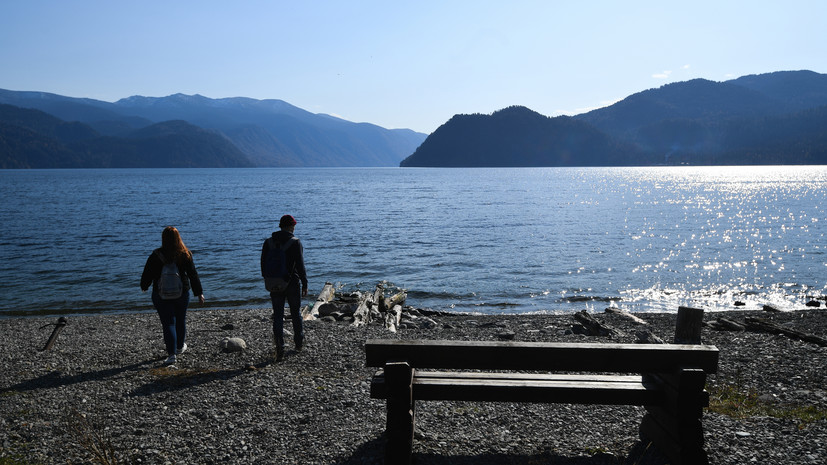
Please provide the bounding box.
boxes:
[160,226,190,263]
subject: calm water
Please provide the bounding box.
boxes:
[1,166,826,317]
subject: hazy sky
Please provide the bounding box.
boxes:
[2,1,824,133]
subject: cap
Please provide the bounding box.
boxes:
[279,215,297,228]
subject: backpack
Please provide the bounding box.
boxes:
[156,251,183,300]
[263,237,297,293]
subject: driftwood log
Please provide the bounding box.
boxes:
[385,305,402,333]
[303,282,335,320]
[352,283,383,327]
[744,316,827,347]
[386,291,407,312]
[604,307,648,325]
[708,317,746,332]
[573,310,622,337]
[635,329,665,344]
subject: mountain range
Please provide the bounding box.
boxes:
[0,90,427,168]
[4,70,827,169]
[401,70,827,167]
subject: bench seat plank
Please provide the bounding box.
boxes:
[372,371,662,405]
[366,339,719,374]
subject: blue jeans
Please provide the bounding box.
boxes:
[152,291,189,356]
[271,280,303,349]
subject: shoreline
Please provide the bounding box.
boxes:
[2,307,826,464]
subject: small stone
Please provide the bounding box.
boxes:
[220,337,247,352]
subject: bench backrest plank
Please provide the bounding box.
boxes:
[365,339,719,374]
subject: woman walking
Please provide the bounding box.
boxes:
[141,226,205,365]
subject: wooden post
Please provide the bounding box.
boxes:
[674,306,704,344]
[40,317,68,351]
[384,361,414,465]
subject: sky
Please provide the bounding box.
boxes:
[1,0,825,134]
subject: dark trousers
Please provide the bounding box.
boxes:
[152,291,189,356]
[270,280,303,349]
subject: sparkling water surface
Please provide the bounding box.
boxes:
[1,166,825,317]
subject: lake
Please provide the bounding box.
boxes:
[1,166,825,317]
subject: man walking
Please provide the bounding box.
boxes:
[261,214,308,361]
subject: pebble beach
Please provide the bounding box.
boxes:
[1,306,826,464]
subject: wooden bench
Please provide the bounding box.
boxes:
[366,338,719,465]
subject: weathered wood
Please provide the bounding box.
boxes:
[351,290,374,327]
[365,340,719,374]
[635,329,665,344]
[368,335,718,465]
[372,283,385,313]
[386,290,407,310]
[303,282,335,320]
[351,283,384,327]
[674,306,704,344]
[384,304,402,333]
[647,369,709,415]
[604,307,648,324]
[640,414,709,465]
[744,317,827,347]
[374,371,659,405]
[383,362,414,465]
[709,317,745,331]
[40,317,68,352]
[573,310,622,337]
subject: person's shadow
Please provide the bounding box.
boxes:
[0,358,157,394]
[129,357,275,396]
[1,356,275,398]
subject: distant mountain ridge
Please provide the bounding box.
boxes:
[0,104,252,168]
[401,70,827,167]
[0,90,427,168]
[401,106,648,167]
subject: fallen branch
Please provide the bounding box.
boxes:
[40,317,68,352]
[744,317,827,347]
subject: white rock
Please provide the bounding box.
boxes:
[220,337,247,352]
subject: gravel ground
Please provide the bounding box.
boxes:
[1,306,826,464]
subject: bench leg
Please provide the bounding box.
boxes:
[384,362,415,465]
[641,368,710,465]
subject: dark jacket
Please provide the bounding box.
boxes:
[260,230,308,289]
[141,248,204,296]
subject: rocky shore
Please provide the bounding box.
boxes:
[1,306,826,464]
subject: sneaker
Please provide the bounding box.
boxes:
[295,340,303,352]
[164,354,177,366]
[275,347,285,362]
[176,343,188,355]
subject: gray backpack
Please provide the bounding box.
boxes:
[156,251,183,300]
